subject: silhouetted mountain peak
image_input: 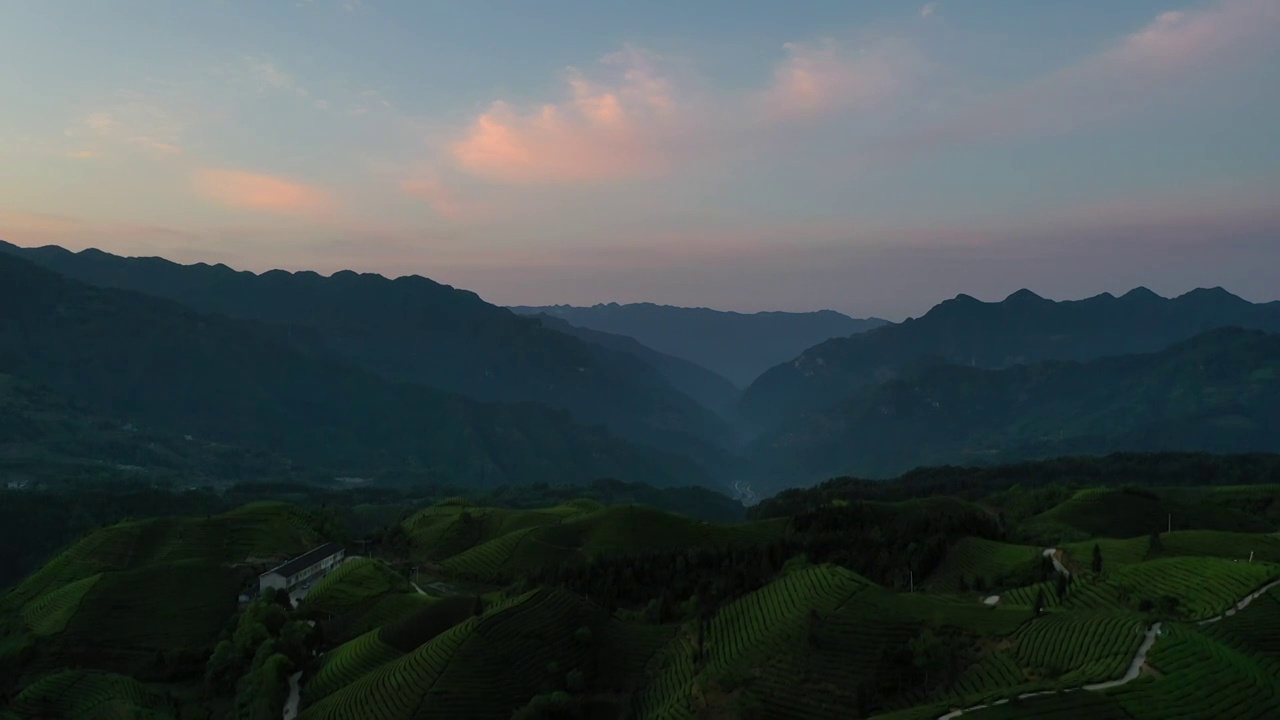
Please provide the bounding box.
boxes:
[1121,287,1161,301]
[1180,286,1243,302]
[1003,289,1045,304]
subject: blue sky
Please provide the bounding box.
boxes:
[1,0,1277,319]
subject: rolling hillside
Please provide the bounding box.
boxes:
[747,328,1280,487]
[2,472,1279,719]
[741,287,1280,432]
[0,241,732,462]
[0,251,707,488]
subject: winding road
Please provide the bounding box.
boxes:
[936,552,1277,719]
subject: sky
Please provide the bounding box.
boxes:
[1,0,1278,320]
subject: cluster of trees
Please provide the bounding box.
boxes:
[527,502,1001,619]
[205,591,317,718]
[753,453,1280,520]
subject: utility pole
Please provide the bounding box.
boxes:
[909,568,914,594]
[1167,513,1171,534]
[1249,551,1254,564]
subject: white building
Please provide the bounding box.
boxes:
[258,542,345,595]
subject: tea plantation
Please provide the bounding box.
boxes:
[2,479,1278,719]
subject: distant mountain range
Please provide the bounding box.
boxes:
[525,313,739,415]
[0,251,705,488]
[747,327,1280,489]
[740,287,1280,432]
[7,238,1280,496]
[0,241,731,469]
[510,302,888,387]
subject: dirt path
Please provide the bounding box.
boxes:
[1043,547,1070,577]
[282,671,302,720]
[935,571,1280,718]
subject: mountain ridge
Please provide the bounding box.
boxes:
[0,241,731,466]
[0,250,707,488]
[740,286,1280,431]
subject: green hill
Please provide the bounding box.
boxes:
[3,472,1279,719]
[1031,488,1272,541]
[10,670,176,719]
[0,503,331,692]
[429,504,788,582]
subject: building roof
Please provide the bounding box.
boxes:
[261,542,344,579]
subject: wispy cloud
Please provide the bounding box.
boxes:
[244,57,310,98]
[191,168,335,214]
[451,46,684,183]
[400,176,485,222]
[449,37,926,184]
[910,0,1279,147]
[66,98,185,158]
[756,38,924,121]
[920,3,938,19]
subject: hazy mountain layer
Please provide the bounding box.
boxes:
[511,302,887,387]
[747,328,1280,489]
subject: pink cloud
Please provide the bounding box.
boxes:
[912,0,1279,147]
[757,39,922,121]
[400,177,484,222]
[191,169,335,214]
[450,47,683,183]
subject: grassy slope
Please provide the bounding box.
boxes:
[0,502,329,690]
[431,503,788,582]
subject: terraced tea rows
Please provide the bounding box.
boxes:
[300,558,410,618]
[1013,611,1144,685]
[1108,622,1280,719]
[20,573,101,636]
[634,565,873,720]
[10,670,174,719]
[955,691,1134,719]
[948,652,1026,701]
[1201,585,1280,675]
[1105,557,1279,620]
[305,629,404,704]
[303,613,482,719]
[323,592,435,644]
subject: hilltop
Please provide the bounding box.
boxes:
[510,302,888,387]
[0,241,733,464]
[740,287,1280,432]
[745,328,1280,487]
[0,251,706,489]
